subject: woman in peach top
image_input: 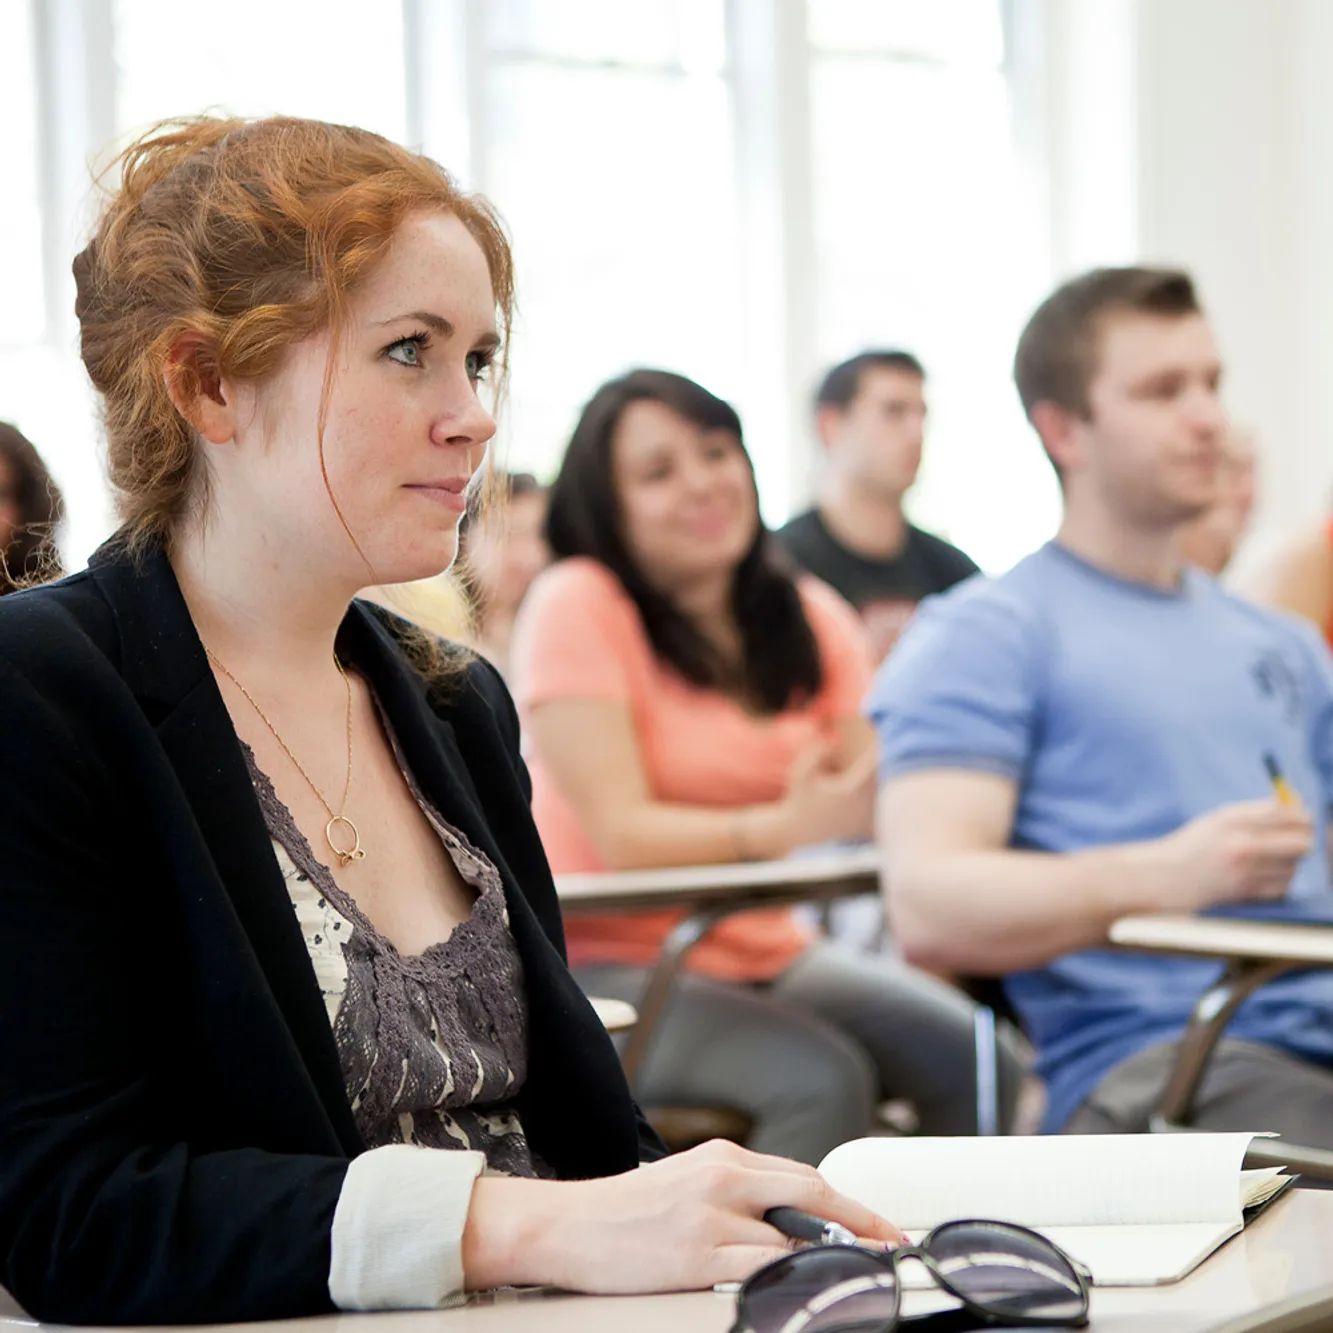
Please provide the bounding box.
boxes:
[510,369,1020,1163]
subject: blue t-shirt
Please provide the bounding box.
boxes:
[866,542,1333,1131]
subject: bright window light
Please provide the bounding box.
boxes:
[112,0,407,142]
[809,0,1058,571]
[0,1,44,345]
[478,0,742,482]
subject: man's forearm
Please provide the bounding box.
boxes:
[886,839,1180,975]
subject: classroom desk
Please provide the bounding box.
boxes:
[1109,914,1333,967]
[1109,913,1333,1180]
[556,847,881,1083]
[2,1188,1327,1333]
[556,846,882,915]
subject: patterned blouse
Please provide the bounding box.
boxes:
[243,737,551,1180]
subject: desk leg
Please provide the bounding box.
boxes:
[1151,958,1294,1129]
[620,906,732,1090]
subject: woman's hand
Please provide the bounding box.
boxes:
[462,1139,901,1294]
[775,741,878,852]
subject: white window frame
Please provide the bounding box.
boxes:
[22,0,1053,555]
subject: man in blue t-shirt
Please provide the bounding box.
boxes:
[867,266,1333,1144]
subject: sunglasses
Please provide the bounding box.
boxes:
[730,1218,1092,1333]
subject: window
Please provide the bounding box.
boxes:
[809,0,1058,570]
[472,0,743,489]
[112,0,407,142]
[12,0,1055,570]
[0,1,44,345]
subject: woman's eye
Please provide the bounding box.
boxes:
[466,351,493,383]
[385,334,429,367]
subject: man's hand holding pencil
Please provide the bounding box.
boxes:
[1155,759,1313,911]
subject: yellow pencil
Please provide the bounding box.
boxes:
[1263,752,1297,807]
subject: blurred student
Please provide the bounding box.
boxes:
[458,471,549,674]
[0,118,897,1325]
[0,420,64,595]
[777,351,978,660]
[510,369,1020,1165]
[1233,479,1333,650]
[1178,424,1256,575]
[871,267,1333,1146]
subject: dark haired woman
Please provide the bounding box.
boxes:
[511,369,1022,1163]
[0,421,64,595]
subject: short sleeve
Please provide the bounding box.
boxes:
[797,577,874,716]
[864,582,1040,784]
[508,559,644,710]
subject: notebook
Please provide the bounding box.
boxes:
[819,1132,1294,1287]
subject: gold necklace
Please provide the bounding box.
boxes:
[204,645,367,867]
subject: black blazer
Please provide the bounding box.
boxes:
[0,539,662,1325]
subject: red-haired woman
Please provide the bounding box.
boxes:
[0,118,896,1325]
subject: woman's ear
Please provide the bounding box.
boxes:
[163,333,237,445]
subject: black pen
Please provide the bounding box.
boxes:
[708,1210,862,1294]
[763,1206,857,1246]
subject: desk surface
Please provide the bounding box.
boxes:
[3,1188,1327,1333]
[1110,913,1333,964]
[556,846,881,913]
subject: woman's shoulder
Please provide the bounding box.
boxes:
[525,557,633,610]
[509,560,651,704]
[518,559,644,644]
[0,569,117,684]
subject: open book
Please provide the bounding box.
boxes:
[819,1133,1293,1287]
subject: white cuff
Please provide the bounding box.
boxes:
[329,1144,485,1310]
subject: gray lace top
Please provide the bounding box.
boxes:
[244,741,551,1180]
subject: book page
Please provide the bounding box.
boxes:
[1241,1167,1287,1208]
[1025,1223,1238,1287]
[819,1133,1264,1231]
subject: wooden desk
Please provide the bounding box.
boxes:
[3,1189,1327,1333]
[556,848,881,1084]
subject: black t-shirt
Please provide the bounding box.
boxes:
[776,508,979,659]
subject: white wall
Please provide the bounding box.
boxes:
[1135,0,1333,557]
[1033,0,1333,566]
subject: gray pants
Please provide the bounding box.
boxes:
[1065,1037,1333,1148]
[575,940,1024,1165]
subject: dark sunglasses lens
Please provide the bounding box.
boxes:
[926,1222,1087,1322]
[740,1248,898,1333]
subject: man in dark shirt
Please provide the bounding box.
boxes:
[778,350,979,661]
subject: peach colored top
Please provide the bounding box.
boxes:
[509,557,874,982]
